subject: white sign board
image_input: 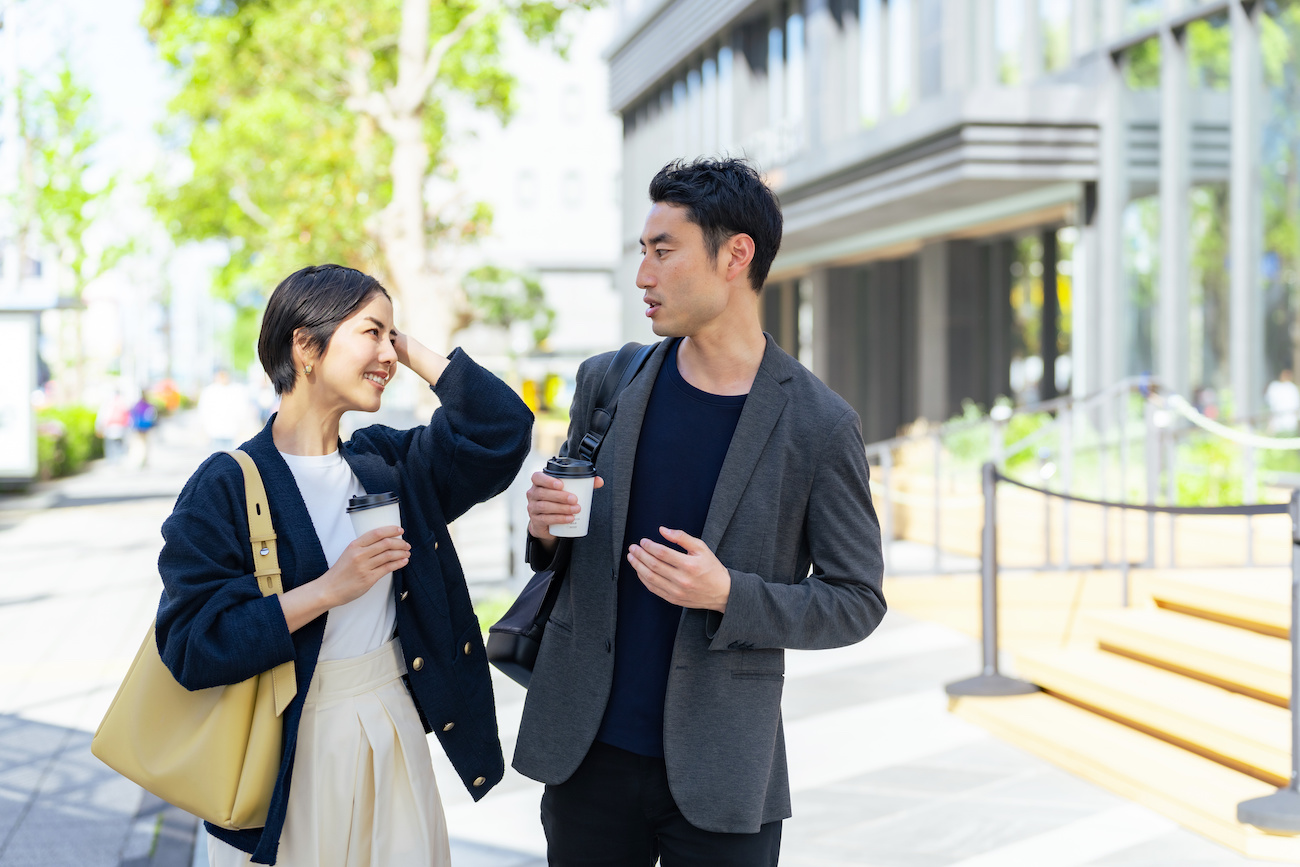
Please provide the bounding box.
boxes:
[0,313,38,482]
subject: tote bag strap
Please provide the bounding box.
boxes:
[228,449,297,717]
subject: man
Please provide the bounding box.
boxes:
[1266,369,1300,434]
[514,157,886,866]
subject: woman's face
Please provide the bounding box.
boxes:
[306,293,397,414]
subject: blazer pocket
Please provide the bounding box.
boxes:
[545,616,574,637]
[730,647,784,681]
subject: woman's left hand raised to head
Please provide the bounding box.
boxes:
[393,329,449,387]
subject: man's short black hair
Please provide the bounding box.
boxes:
[258,264,390,395]
[648,157,783,292]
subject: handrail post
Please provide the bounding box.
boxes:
[881,448,893,576]
[1245,434,1257,567]
[945,463,1040,697]
[1144,397,1157,567]
[933,432,942,573]
[1238,489,1300,832]
[1062,405,1073,571]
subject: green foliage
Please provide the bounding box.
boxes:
[1262,447,1300,475]
[1124,37,1160,90]
[1174,433,1243,506]
[472,591,514,635]
[36,405,103,479]
[20,60,129,300]
[938,398,1053,475]
[141,0,596,362]
[462,265,555,351]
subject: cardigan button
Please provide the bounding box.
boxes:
[400,591,409,601]
[473,776,486,787]
[412,657,424,671]
[435,541,439,550]
[442,722,455,732]
[463,642,472,655]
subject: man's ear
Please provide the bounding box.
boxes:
[724,233,756,285]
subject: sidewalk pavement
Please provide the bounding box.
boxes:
[0,412,1279,866]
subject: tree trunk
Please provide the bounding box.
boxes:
[377,0,453,360]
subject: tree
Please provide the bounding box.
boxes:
[16,58,129,399]
[462,264,555,351]
[142,0,595,370]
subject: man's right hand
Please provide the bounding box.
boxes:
[525,471,604,551]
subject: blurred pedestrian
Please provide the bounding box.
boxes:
[95,390,130,463]
[515,158,886,866]
[154,264,532,866]
[1266,369,1300,434]
[128,392,158,467]
[198,370,256,452]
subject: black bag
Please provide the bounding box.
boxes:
[487,341,657,688]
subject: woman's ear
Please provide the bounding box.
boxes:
[291,328,317,373]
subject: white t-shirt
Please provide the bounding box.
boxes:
[279,450,397,661]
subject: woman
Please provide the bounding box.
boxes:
[155,264,533,866]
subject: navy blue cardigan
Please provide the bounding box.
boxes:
[155,350,533,864]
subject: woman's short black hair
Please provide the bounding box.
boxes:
[647,157,783,292]
[258,264,390,395]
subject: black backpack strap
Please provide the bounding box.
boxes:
[575,341,658,464]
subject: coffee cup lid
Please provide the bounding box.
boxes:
[544,457,596,478]
[347,492,400,512]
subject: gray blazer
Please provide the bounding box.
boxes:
[512,335,886,834]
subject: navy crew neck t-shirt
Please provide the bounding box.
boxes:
[594,340,747,758]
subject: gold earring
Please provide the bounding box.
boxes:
[305,364,313,375]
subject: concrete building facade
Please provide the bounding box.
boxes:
[607,0,1300,443]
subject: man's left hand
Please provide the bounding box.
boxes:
[627,527,730,613]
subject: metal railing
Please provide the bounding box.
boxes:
[866,377,1300,575]
[941,462,1300,833]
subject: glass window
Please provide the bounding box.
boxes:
[1261,2,1300,407]
[786,1,807,125]
[768,16,785,130]
[1041,0,1072,73]
[888,0,912,111]
[1186,13,1231,404]
[859,0,882,125]
[995,0,1024,85]
[1121,37,1161,378]
[686,66,703,155]
[717,44,735,150]
[1125,0,1160,33]
[917,0,942,99]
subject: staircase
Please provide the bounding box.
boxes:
[950,570,1300,861]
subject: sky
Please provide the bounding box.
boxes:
[14,0,171,181]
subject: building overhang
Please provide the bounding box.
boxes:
[764,88,1098,278]
[606,0,758,112]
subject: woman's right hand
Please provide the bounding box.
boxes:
[280,526,410,633]
[320,526,411,607]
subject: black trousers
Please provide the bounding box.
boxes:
[540,741,782,867]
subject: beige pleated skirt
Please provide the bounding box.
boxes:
[208,639,450,867]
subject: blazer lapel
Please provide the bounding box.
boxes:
[606,340,672,567]
[701,336,793,549]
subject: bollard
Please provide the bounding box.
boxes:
[945,462,1040,698]
[1238,489,1300,832]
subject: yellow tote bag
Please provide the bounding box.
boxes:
[92,450,297,830]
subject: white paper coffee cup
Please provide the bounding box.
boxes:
[545,457,596,538]
[347,492,403,538]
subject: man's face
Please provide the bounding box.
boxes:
[636,202,731,338]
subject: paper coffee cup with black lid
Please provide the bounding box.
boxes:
[544,457,596,538]
[347,492,402,538]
